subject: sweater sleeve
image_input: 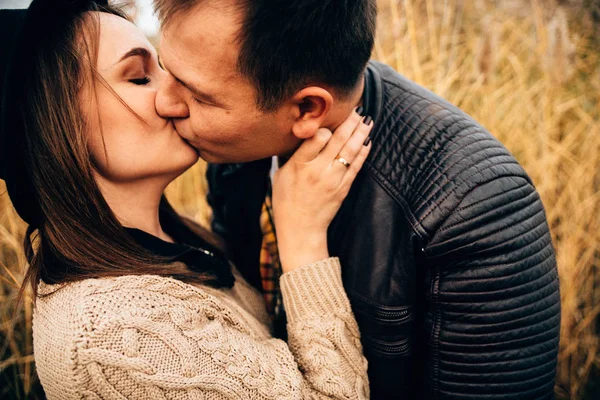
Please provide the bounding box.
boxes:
[76,258,369,399]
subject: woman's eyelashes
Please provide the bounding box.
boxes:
[129,76,150,85]
[122,58,153,85]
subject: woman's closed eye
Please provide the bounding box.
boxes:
[129,76,150,85]
[120,55,152,86]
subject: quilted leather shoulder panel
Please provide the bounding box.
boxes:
[426,176,559,398]
[367,64,530,239]
[366,63,559,398]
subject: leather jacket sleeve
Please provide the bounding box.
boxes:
[422,174,560,399]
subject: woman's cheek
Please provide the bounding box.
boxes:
[120,87,158,125]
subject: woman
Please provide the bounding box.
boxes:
[0,0,374,399]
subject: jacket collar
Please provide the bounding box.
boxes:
[363,61,384,125]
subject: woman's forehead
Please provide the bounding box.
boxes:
[94,12,154,69]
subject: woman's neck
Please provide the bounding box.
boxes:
[95,176,173,242]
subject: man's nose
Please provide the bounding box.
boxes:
[155,73,189,119]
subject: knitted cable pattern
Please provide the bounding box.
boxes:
[33,257,369,399]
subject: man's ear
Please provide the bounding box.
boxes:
[290,87,333,139]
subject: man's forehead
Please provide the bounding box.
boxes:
[160,33,237,83]
[159,9,241,81]
[162,0,241,46]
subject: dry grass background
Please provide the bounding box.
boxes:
[1,0,599,398]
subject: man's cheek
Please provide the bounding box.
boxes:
[213,122,249,145]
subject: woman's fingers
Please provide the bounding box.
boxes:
[340,138,372,191]
[292,128,332,163]
[319,107,364,162]
[332,116,373,169]
[292,107,369,165]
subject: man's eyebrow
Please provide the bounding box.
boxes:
[116,47,151,64]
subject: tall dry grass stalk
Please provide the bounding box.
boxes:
[1,0,599,398]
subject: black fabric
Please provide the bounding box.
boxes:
[0,0,108,227]
[206,60,560,399]
[0,11,26,139]
[125,205,235,288]
[207,159,272,291]
[0,7,39,226]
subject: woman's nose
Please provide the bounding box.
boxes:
[155,73,189,119]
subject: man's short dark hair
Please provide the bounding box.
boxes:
[155,0,377,110]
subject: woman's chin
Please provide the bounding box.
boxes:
[179,150,200,171]
[164,158,199,185]
[174,135,201,162]
[159,146,200,182]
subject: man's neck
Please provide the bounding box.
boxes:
[322,75,365,131]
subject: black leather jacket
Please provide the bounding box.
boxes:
[206,61,561,399]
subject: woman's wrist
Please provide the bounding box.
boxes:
[279,257,351,322]
[278,232,329,273]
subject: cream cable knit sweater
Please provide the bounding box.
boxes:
[33,257,369,399]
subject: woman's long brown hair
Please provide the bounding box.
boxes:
[16,2,225,300]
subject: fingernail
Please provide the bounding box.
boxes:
[363,115,372,125]
[356,106,364,116]
[363,136,371,146]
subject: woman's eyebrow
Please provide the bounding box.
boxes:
[115,47,151,65]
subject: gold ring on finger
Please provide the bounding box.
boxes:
[336,156,351,168]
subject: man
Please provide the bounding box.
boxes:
[154,0,561,398]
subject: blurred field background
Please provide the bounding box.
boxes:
[1,0,599,398]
